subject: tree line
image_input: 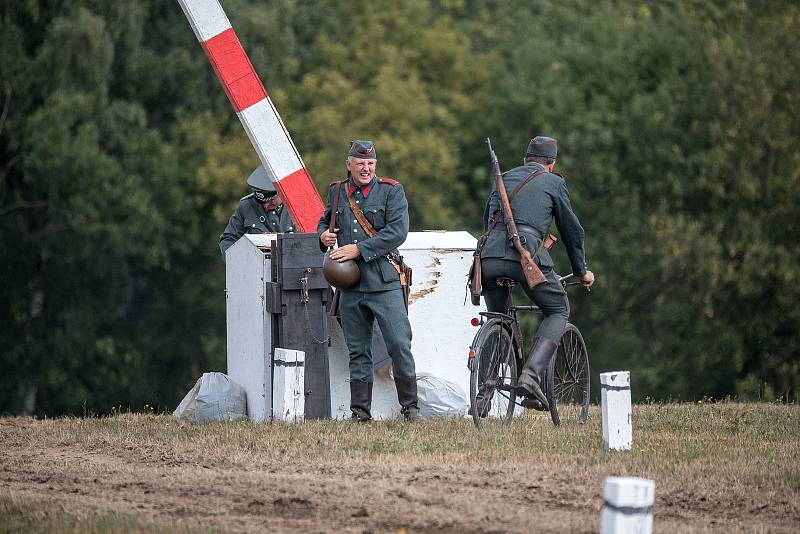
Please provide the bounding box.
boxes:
[2,0,797,415]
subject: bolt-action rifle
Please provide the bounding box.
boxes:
[486,138,547,288]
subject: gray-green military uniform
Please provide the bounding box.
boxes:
[219,195,295,256]
[317,139,419,422]
[317,175,415,381]
[480,162,586,342]
[219,164,295,258]
[478,136,589,410]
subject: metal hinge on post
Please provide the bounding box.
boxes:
[265,282,283,314]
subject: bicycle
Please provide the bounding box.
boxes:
[467,274,590,429]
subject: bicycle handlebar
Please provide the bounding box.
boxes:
[558,273,591,293]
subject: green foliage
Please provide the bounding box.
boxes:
[1,0,797,415]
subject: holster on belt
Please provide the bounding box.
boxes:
[346,194,413,311]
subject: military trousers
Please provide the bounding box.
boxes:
[339,288,416,382]
[480,258,570,343]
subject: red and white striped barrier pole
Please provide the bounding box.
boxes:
[177,0,323,232]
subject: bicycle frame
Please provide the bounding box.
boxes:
[468,273,591,425]
[474,274,581,392]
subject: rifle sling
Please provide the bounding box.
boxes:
[477,168,546,251]
[328,181,342,237]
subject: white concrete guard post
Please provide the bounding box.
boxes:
[601,370,633,450]
[225,233,276,422]
[226,231,484,422]
[272,348,305,423]
[328,231,484,419]
[601,477,655,534]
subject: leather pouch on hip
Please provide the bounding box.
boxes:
[543,233,558,251]
[468,251,482,306]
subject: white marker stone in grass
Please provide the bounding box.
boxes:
[600,371,632,450]
[273,348,305,422]
[600,476,655,534]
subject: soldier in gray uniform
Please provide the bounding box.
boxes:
[479,136,595,410]
[318,140,421,422]
[219,165,296,258]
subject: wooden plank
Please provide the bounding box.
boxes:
[279,268,327,291]
[278,289,330,419]
[276,232,324,269]
[272,232,331,420]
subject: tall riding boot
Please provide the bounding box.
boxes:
[516,337,557,410]
[394,375,423,422]
[349,380,373,422]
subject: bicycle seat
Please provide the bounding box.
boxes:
[494,277,516,287]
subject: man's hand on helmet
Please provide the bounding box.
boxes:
[330,244,360,262]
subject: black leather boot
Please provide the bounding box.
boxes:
[394,375,423,422]
[349,380,373,422]
[515,337,557,410]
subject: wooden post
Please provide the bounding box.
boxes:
[271,233,331,419]
[272,348,305,422]
[600,370,632,450]
[601,477,655,534]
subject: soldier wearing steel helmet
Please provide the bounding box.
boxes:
[317,140,421,423]
[478,136,595,413]
[219,164,296,258]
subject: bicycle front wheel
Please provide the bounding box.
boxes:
[469,319,518,429]
[547,323,590,426]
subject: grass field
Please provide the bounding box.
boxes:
[0,402,797,533]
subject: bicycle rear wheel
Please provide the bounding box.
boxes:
[468,319,518,429]
[547,323,590,425]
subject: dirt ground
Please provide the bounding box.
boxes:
[1,404,798,533]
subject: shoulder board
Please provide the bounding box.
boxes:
[551,171,565,179]
[328,180,343,188]
[240,192,255,201]
[378,177,399,186]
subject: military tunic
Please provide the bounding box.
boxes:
[479,162,588,342]
[219,194,295,258]
[317,176,415,382]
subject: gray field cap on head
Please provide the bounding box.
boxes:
[526,136,558,159]
[348,140,377,160]
[246,165,276,193]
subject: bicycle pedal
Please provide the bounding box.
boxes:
[520,397,547,411]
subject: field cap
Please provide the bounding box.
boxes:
[348,140,377,160]
[526,136,558,159]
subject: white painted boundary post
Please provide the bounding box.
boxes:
[601,477,655,534]
[273,348,305,422]
[600,370,632,450]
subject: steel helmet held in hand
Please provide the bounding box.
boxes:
[322,249,360,288]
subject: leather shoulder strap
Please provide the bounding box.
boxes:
[347,193,377,237]
[484,168,546,234]
[329,181,342,230]
[509,168,546,200]
[347,192,406,275]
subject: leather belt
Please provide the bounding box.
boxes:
[515,223,543,239]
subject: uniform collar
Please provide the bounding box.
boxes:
[261,201,283,213]
[347,175,376,198]
[524,161,546,171]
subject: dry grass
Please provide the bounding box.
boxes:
[0,402,797,533]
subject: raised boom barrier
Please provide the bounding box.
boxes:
[176,0,323,232]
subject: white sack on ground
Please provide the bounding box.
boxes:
[174,372,247,424]
[416,373,468,419]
